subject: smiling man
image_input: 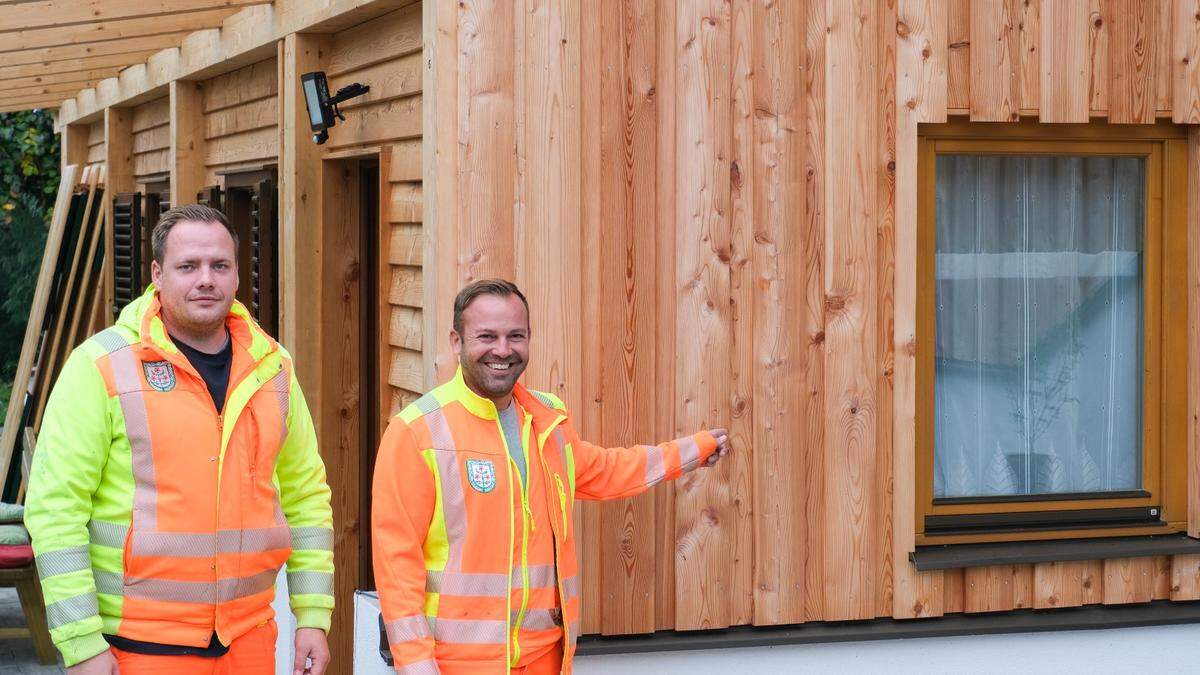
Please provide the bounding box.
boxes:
[372,278,731,674]
[25,205,334,675]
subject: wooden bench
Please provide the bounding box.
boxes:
[0,564,56,665]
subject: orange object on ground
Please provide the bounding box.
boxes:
[110,620,276,675]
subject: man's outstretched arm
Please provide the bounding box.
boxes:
[568,417,730,501]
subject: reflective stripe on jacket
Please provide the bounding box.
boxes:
[372,368,718,674]
[24,287,335,666]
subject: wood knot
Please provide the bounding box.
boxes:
[896,21,910,38]
[730,160,743,190]
[811,330,825,345]
[905,98,918,110]
[887,160,896,173]
[1092,15,1102,29]
[921,47,931,59]
[825,294,846,312]
[646,86,656,100]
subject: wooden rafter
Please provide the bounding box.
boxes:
[0,52,160,81]
[0,1,270,33]
[0,7,241,53]
[6,81,108,100]
[0,69,123,89]
[0,34,187,68]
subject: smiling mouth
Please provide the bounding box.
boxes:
[485,362,515,372]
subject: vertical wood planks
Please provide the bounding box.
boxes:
[1170,554,1200,600]
[1088,0,1109,115]
[575,0,603,634]
[749,0,808,626]
[802,0,827,623]
[653,0,679,631]
[893,0,946,620]
[1106,0,1157,123]
[1173,0,1200,122]
[1018,0,1040,114]
[969,0,1021,121]
[946,0,970,112]
[963,565,1015,613]
[672,0,736,631]
[1102,557,1156,604]
[875,0,898,619]
[727,0,756,626]
[596,0,658,634]
[457,0,515,284]
[104,106,134,327]
[1034,561,1087,609]
[1040,0,1091,122]
[822,0,879,622]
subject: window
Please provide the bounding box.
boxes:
[916,123,1188,545]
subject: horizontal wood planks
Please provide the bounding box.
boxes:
[202,58,279,175]
[132,97,169,181]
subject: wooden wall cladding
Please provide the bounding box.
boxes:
[85,119,105,168]
[325,4,422,151]
[426,0,1200,633]
[131,97,170,182]
[201,58,279,181]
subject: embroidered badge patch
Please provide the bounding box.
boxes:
[143,360,176,392]
[466,459,497,494]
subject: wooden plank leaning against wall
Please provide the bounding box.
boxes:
[422,0,1200,634]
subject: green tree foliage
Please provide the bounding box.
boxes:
[0,110,60,412]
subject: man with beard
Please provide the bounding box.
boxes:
[372,278,730,674]
[25,205,334,675]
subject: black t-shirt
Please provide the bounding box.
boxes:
[103,331,234,658]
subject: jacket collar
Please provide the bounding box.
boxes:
[117,285,278,362]
[445,366,561,428]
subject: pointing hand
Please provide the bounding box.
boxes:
[705,428,730,467]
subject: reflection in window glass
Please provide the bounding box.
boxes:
[933,155,1144,498]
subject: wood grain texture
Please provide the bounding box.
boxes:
[946,0,970,113]
[594,0,657,635]
[169,79,206,205]
[204,95,277,140]
[1088,0,1109,114]
[672,0,736,631]
[204,125,278,168]
[328,2,422,77]
[1106,0,1157,123]
[1040,0,1091,122]
[963,565,1015,613]
[1018,0,1040,113]
[201,58,277,113]
[1175,1,1200,122]
[802,0,827,623]
[1102,557,1156,604]
[104,106,134,326]
[1190,126,1200,537]
[823,0,879,622]
[1034,561,1087,609]
[894,0,944,619]
[132,97,170,133]
[970,0,1021,121]
[1170,553,1200,600]
[749,0,808,627]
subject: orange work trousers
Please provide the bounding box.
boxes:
[511,644,564,675]
[110,620,276,675]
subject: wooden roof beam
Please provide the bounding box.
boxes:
[0,97,69,113]
[56,0,418,128]
[0,1,272,33]
[0,7,242,53]
[5,80,111,100]
[0,69,123,88]
[0,52,158,82]
[0,34,188,68]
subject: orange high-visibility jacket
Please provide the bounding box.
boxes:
[25,288,334,666]
[372,368,718,674]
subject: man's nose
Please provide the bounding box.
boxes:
[197,265,215,286]
[492,339,513,358]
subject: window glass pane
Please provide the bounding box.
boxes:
[933,154,1144,498]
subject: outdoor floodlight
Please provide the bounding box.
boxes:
[301,71,370,145]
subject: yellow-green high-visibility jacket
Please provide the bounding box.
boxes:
[24,287,334,666]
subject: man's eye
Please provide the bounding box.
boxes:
[178,264,193,271]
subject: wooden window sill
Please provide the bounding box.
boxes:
[911,533,1200,571]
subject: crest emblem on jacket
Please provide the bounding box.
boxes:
[465,459,496,494]
[143,360,176,392]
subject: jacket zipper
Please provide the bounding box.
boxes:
[501,414,534,667]
[534,414,572,669]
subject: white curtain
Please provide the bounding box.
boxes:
[933,154,1144,499]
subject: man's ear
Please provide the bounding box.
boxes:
[449,329,462,354]
[150,259,161,286]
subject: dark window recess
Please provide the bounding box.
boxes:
[924,506,1163,537]
[142,185,170,287]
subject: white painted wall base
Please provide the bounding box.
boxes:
[345,591,1200,674]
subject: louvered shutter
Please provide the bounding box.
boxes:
[111,192,143,315]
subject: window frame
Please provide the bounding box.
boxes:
[915,121,1189,546]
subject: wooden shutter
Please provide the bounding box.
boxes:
[197,185,223,211]
[111,192,143,315]
[251,178,278,336]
